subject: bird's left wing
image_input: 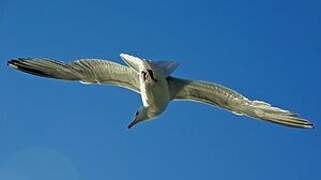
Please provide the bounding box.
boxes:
[167,77,313,129]
[8,58,140,93]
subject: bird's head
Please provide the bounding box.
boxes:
[128,107,154,129]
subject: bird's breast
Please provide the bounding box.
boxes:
[140,78,170,111]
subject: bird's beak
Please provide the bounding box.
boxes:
[127,117,139,129]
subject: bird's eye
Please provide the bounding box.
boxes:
[135,111,139,116]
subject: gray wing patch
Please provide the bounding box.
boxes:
[153,61,179,76]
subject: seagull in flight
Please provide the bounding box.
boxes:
[7,54,313,129]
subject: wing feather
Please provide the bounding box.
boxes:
[8,58,140,93]
[167,77,313,129]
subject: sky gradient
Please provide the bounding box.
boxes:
[0,0,321,179]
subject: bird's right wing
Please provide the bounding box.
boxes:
[167,77,313,129]
[8,58,140,93]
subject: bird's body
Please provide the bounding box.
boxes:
[138,63,170,109]
[7,54,314,129]
[120,54,174,127]
[140,75,169,115]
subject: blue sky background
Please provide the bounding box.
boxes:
[0,0,320,179]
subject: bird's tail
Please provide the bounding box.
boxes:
[232,100,314,129]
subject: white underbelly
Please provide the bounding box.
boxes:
[140,80,170,109]
[141,87,152,107]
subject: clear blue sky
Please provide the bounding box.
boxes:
[0,0,320,179]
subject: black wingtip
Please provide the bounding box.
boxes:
[7,59,20,69]
[6,58,52,78]
[7,58,26,68]
[127,124,133,129]
[302,121,314,129]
